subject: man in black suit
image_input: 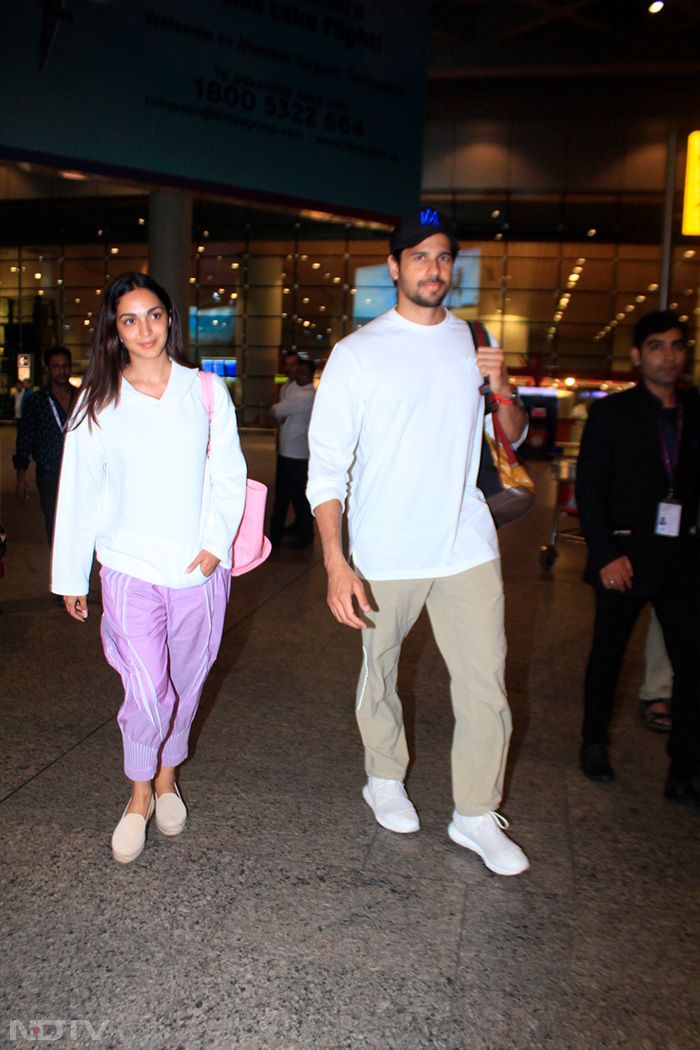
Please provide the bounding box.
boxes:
[576,310,700,806]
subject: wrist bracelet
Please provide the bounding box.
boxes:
[490,391,519,406]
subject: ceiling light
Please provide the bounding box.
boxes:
[635,295,646,303]
[683,249,696,259]
[648,283,659,291]
[568,273,580,282]
[649,1,664,12]
[587,229,597,237]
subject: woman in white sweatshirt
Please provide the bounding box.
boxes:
[52,272,247,864]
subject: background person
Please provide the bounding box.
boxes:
[576,310,700,806]
[269,356,316,549]
[13,378,32,424]
[51,272,247,863]
[14,348,78,547]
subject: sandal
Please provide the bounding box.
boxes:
[641,699,672,734]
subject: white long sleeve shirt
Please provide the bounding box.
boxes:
[307,308,501,581]
[270,382,315,458]
[52,362,247,595]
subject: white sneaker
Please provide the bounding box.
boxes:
[362,777,420,834]
[448,811,529,876]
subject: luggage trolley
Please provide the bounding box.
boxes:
[539,450,586,569]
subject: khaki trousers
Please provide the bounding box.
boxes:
[639,607,673,701]
[355,559,512,816]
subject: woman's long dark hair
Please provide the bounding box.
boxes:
[71,272,194,429]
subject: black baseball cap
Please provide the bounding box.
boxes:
[390,207,460,257]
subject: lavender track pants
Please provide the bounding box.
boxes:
[100,565,231,781]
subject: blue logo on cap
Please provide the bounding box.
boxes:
[420,208,439,227]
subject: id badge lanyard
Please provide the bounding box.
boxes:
[48,394,68,433]
[655,401,683,537]
[658,401,683,499]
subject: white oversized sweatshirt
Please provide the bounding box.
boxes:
[51,362,247,595]
[307,308,502,581]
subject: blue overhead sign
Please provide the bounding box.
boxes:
[0,0,430,219]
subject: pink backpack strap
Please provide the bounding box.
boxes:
[199,370,215,457]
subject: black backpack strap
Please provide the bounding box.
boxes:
[467,320,495,413]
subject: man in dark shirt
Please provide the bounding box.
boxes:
[14,346,78,547]
[575,311,700,807]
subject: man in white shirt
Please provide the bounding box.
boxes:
[307,208,530,876]
[270,357,316,548]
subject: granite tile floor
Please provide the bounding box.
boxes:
[1,426,698,1050]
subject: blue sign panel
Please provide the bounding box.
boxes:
[0,0,430,218]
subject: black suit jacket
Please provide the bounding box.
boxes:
[575,382,700,597]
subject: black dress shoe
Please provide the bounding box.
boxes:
[664,774,700,809]
[580,744,615,782]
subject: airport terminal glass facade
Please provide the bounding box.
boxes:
[0,182,698,425]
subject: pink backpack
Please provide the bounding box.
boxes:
[199,370,271,576]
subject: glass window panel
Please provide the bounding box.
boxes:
[562,291,618,325]
[508,242,560,258]
[562,258,615,290]
[618,243,660,260]
[617,260,661,293]
[501,290,558,322]
[506,257,560,289]
[63,244,104,258]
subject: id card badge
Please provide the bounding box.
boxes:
[655,499,682,537]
